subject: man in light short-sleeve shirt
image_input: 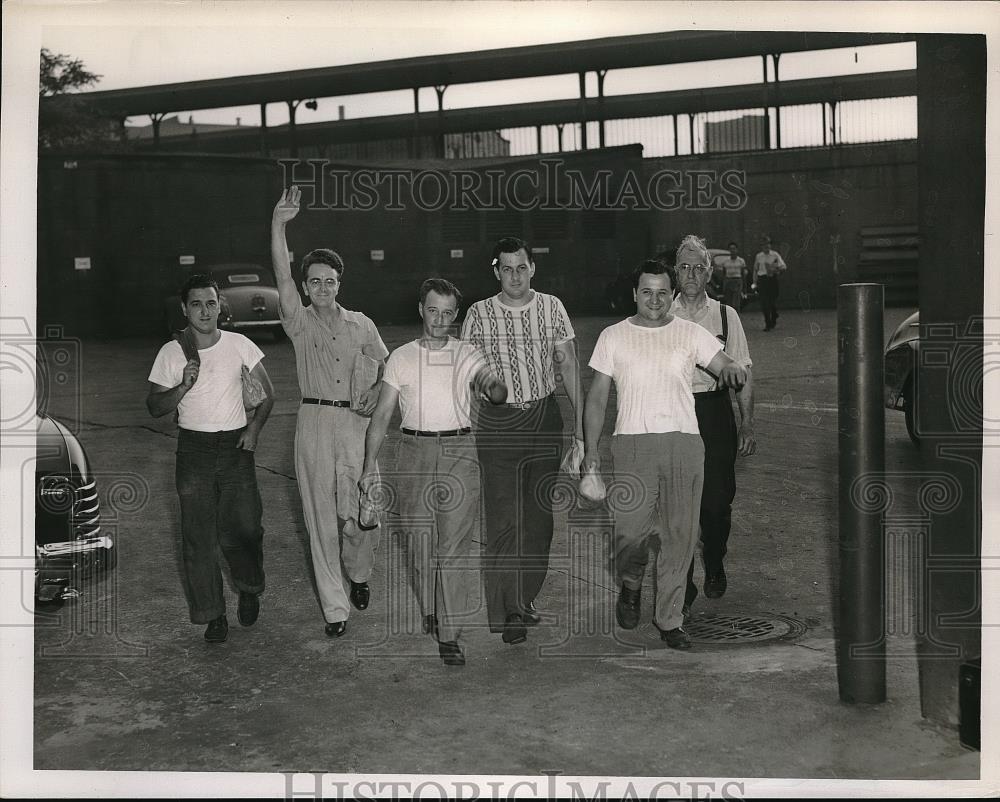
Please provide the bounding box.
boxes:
[670,234,757,614]
[583,259,747,650]
[362,279,507,666]
[271,187,389,638]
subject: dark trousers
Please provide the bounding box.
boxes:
[475,395,563,631]
[686,390,737,604]
[758,274,780,329]
[175,427,265,624]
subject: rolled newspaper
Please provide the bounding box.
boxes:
[579,464,607,503]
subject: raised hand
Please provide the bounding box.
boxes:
[272,185,301,225]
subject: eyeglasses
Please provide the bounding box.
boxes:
[676,263,708,275]
[307,278,339,289]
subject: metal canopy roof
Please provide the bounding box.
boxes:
[144,70,917,153]
[52,30,914,118]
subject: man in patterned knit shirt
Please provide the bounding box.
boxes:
[461,236,585,645]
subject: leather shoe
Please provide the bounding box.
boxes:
[204,614,229,643]
[325,620,347,638]
[704,568,727,599]
[237,591,260,627]
[422,614,439,637]
[616,585,641,630]
[521,600,541,627]
[350,581,370,610]
[501,613,527,644]
[439,641,466,666]
[659,626,692,650]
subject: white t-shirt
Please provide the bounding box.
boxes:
[754,249,786,277]
[669,297,753,394]
[588,317,722,435]
[148,331,264,432]
[383,338,488,431]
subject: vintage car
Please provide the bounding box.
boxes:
[165,263,284,340]
[884,311,920,446]
[35,413,115,604]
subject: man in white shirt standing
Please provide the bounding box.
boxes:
[461,237,584,646]
[583,259,747,649]
[147,273,275,644]
[720,240,748,310]
[669,235,757,615]
[752,235,787,331]
[362,279,507,666]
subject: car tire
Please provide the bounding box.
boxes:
[903,377,919,447]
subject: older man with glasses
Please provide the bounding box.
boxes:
[669,235,756,616]
[271,186,389,638]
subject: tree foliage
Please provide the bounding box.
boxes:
[39,48,127,151]
[39,48,101,97]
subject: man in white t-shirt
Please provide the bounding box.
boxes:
[362,279,507,666]
[147,273,275,644]
[583,260,747,649]
[752,235,787,331]
[720,240,748,310]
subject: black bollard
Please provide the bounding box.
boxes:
[836,283,886,704]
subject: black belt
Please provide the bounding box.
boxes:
[401,427,471,437]
[502,396,549,410]
[694,388,729,397]
[302,398,351,407]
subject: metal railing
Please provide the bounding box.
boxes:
[492,95,916,159]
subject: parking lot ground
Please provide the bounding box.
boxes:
[25,307,981,781]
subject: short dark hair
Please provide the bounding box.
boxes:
[631,258,675,291]
[491,236,532,266]
[301,248,345,281]
[728,241,739,250]
[419,277,463,309]
[180,273,220,304]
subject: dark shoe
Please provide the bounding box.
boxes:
[204,614,229,643]
[350,581,370,611]
[439,641,466,666]
[616,585,641,630]
[521,600,542,627]
[422,614,439,637]
[325,620,347,638]
[237,591,260,627]
[659,626,692,650]
[704,568,728,599]
[501,613,527,645]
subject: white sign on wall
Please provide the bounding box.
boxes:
[74,257,91,271]
[533,246,550,254]
[450,249,464,259]
[179,255,196,266]
[370,250,385,262]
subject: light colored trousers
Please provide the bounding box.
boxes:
[394,433,480,643]
[611,432,705,631]
[295,404,380,624]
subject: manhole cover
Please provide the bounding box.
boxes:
[639,613,807,645]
